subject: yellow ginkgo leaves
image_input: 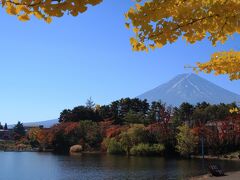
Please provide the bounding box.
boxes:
[196,51,240,80]
[2,0,103,23]
[126,0,240,52]
[18,14,30,21]
[125,0,240,82]
[230,107,239,113]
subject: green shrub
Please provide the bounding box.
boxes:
[127,125,149,145]
[123,110,147,124]
[152,144,165,153]
[79,120,103,148]
[130,143,165,156]
[106,138,125,154]
[176,124,198,157]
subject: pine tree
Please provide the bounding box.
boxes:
[4,123,8,130]
[86,97,95,110]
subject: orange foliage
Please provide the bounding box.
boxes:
[146,122,172,142]
[105,125,129,138]
[99,120,113,137]
[36,129,51,146]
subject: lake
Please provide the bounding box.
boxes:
[0,152,240,180]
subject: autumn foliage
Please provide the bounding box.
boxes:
[2,0,103,23]
[8,98,239,157]
[196,51,240,80]
[192,114,240,155]
[126,0,240,51]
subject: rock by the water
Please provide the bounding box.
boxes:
[69,145,83,154]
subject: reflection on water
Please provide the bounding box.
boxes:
[0,152,240,180]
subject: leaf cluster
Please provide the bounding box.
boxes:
[2,0,103,23]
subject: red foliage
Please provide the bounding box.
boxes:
[191,114,240,154]
[146,122,172,142]
[105,125,129,138]
[205,114,240,141]
[44,122,79,144]
[99,120,114,137]
[63,122,79,135]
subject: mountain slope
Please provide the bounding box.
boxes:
[8,119,58,129]
[22,119,58,128]
[137,73,240,106]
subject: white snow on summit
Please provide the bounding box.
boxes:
[137,73,240,106]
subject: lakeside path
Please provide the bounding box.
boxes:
[190,171,240,180]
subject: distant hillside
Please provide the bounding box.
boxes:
[8,119,58,129]
[137,73,240,107]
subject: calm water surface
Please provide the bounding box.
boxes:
[0,152,240,180]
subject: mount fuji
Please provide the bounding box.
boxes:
[137,73,240,107]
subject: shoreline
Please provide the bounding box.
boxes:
[1,150,240,161]
[192,155,240,161]
[190,171,240,180]
[1,148,240,163]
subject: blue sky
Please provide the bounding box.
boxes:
[0,0,239,124]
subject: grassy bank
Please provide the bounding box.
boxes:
[192,152,240,161]
[0,140,35,152]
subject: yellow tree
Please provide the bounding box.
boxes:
[1,0,103,23]
[176,124,198,157]
[125,0,240,80]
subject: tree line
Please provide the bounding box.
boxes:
[0,122,8,130]
[3,98,239,157]
[59,98,237,126]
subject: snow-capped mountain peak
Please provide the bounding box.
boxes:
[137,73,240,106]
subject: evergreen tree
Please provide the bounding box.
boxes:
[13,121,25,137]
[86,97,95,110]
[4,123,8,130]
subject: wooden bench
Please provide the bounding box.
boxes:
[208,164,225,177]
